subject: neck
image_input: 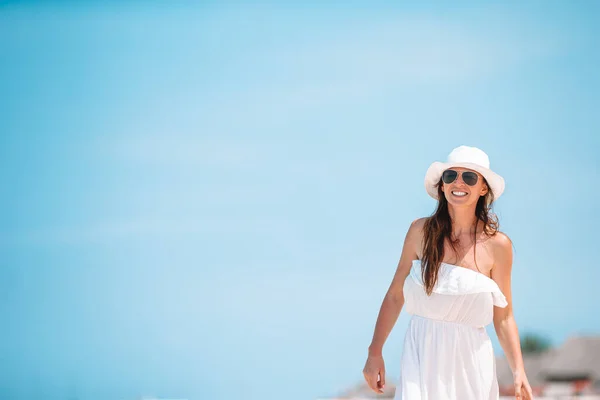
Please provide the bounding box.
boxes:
[448,205,478,235]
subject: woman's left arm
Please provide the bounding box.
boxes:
[491,232,534,400]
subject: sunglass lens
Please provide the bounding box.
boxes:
[463,172,479,186]
[442,170,457,184]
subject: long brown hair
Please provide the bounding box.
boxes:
[421,175,499,295]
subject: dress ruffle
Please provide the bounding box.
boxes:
[410,259,508,308]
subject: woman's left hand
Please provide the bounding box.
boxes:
[513,369,534,399]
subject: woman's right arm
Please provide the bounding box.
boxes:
[363,217,423,393]
[367,217,422,356]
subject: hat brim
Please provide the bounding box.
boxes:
[424,161,505,203]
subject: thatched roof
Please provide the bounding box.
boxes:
[496,348,559,387]
[543,336,600,381]
[496,335,600,387]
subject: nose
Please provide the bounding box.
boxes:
[453,173,468,187]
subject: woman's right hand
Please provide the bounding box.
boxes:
[363,354,386,394]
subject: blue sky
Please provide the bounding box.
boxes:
[1,1,598,400]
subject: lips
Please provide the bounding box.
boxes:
[451,191,468,197]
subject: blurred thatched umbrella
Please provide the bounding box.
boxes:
[543,336,600,386]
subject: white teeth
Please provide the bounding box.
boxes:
[452,191,467,196]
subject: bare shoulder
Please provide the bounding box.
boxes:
[490,231,513,252]
[385,216,428,297]
[410,216,428,232]
[406,217,427,242]
[490,231,514,271]
[489,231,515,302]
[405,217,428,257]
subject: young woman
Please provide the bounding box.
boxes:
[362,146,533,400]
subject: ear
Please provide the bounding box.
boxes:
[481,183,489,196]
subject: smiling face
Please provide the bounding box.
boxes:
[441,167,489,206]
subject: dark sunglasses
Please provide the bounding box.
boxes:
[441,169,479,186]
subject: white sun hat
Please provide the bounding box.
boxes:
[424,145,505,203]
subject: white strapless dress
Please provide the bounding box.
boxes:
[393,259,508,400]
